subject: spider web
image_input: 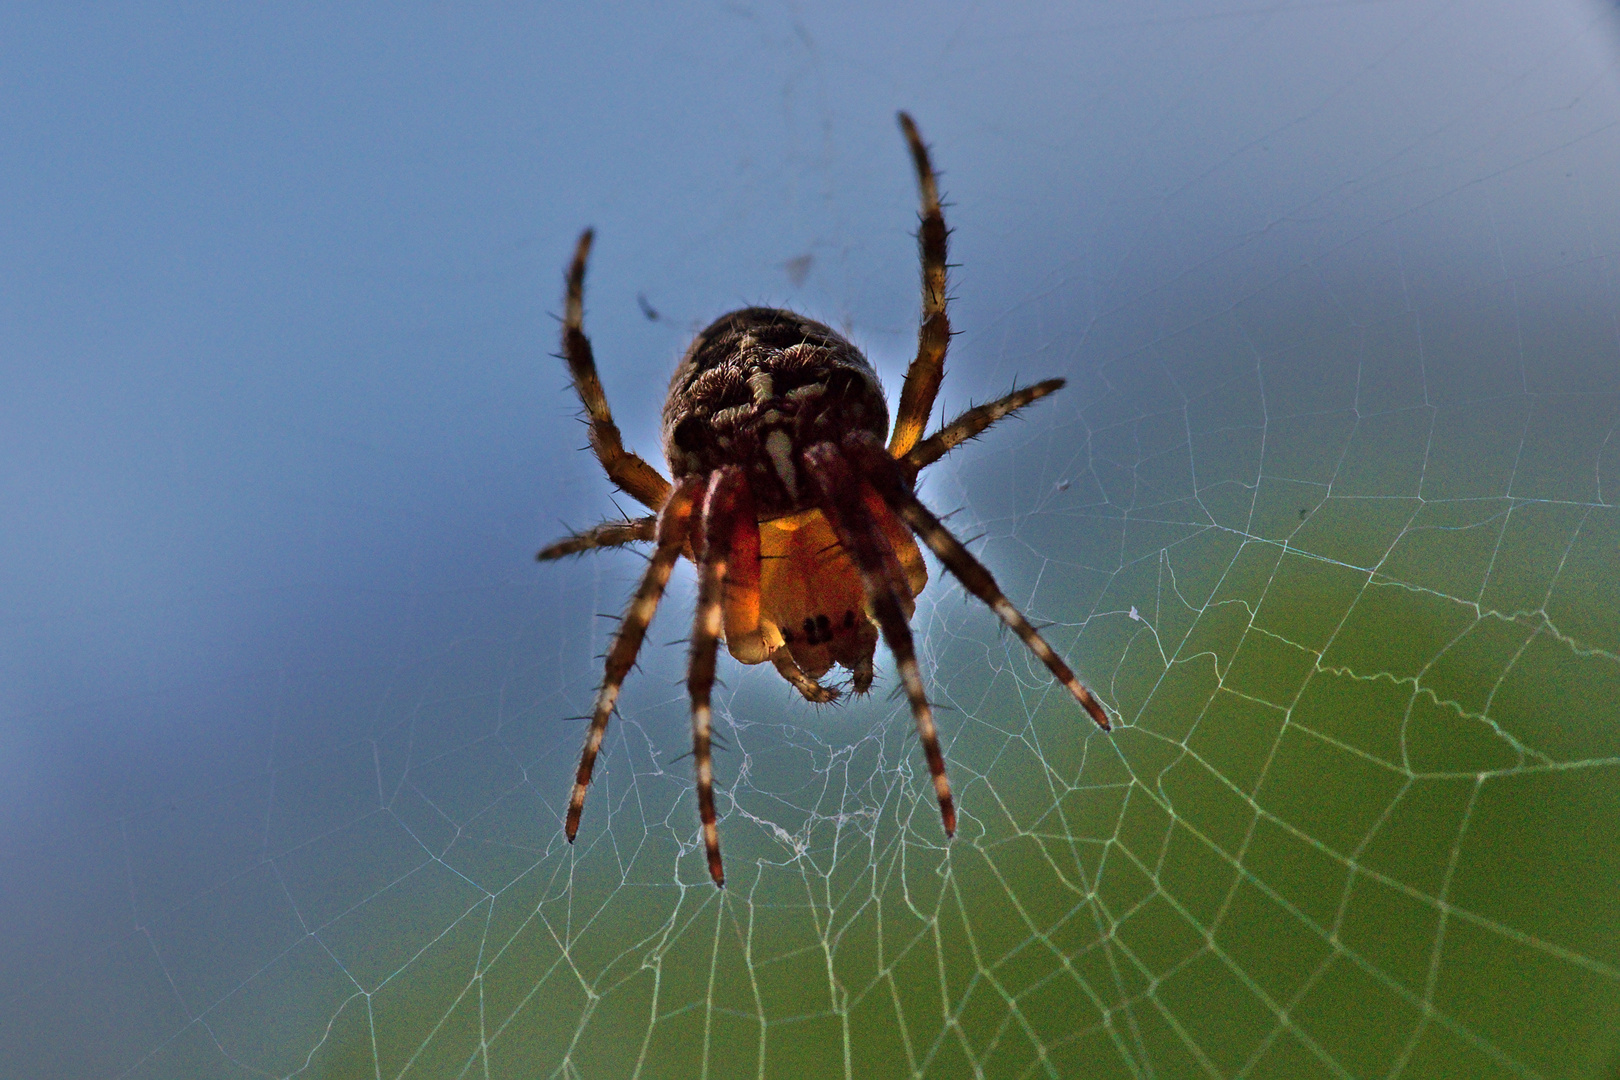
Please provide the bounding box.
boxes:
[3,2,1620,1078]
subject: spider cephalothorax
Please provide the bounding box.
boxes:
[540,114,1111,887]
[664,308,888,511]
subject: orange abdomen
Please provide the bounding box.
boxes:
[730,489,927,678]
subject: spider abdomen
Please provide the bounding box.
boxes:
[661,307,889,518]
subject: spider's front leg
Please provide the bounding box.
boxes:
[560,228,673,511]
[889,112,952,460]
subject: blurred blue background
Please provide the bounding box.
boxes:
[5,3,1620,1077]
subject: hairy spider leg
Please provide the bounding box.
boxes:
[565,476,704,844]
[903,378,1067,477]
[771,651,839,703]
[688,468,752,887]
[888,113,952,460]
[860,486,929,598]
[848,434,1112,731]
[804,443,957,837]
[717,474,768,665]
[537,514,657,561]
[562,228,673,512]
[849,653,876,695]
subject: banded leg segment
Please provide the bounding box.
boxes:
[888,113,952,460]
[565,476,704,843]
[537,514,656,561]
[561,229,673,511]
[804,442,956,837]
[902,379,1067,476]
[850,435,1111,731]
[690,468,749,887]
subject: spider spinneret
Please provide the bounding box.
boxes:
[539,113,1110,887]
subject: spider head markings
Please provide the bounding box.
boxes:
[662,307,889,518]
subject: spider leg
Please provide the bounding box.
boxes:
[847,434,1111,731]
[804,442,956,837]
[902,378,1067,476]
[888,113,952,460]
[537,514,657,560]
[850,653,875,695]
[718,473,769,665]
[565,476,704,844]
[561,229,674,512]
[771,651,839,703]
[690,468,749,887]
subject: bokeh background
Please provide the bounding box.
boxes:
[4,2,1619,1077]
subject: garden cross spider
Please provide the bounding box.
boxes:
[540,113,1111,887]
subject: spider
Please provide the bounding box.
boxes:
[539,113,1111,887]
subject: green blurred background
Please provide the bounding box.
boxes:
[4,2,1618,1077]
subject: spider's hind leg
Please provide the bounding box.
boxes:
[688,467,759,888]
[566,477,705,844]
[772,651,840,703]
[850,654,875,696]
[804,442,956,838]
[847,434,1112,732]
